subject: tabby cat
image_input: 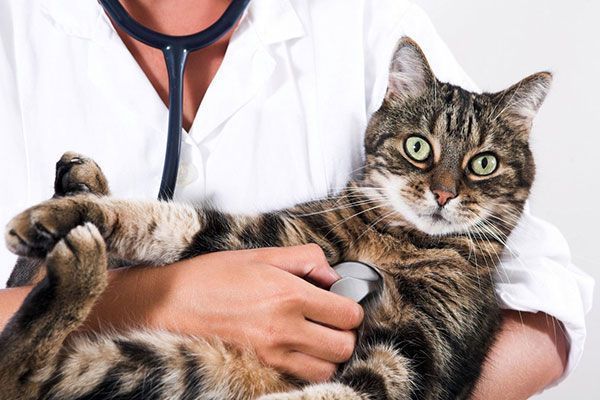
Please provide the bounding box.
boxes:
[0,37,551,400]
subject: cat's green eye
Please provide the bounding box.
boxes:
[404,136,432,162]
[470,154,498,176]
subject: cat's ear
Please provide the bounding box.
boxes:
[493,72,553,128]
[386,37,435,101]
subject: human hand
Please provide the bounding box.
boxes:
[85,245,364,383]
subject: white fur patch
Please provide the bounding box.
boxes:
[370,171,485,236]
[258,383,362,400]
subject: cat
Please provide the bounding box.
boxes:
[0,37,551,400]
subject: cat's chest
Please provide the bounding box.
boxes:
[346,230,499,329]
[344,231,462,273]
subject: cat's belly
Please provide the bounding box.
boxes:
[51,330,296,400]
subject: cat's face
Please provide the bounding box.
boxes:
[363,38,551,236]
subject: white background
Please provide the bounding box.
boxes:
[415,0,599,398]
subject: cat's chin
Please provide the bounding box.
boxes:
[414,215,464,236]
[387,209,462,236]
[385,194,471,236]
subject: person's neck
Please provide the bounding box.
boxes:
[120,0,233,35]
[113,0,237,131]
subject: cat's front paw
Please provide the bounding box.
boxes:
[46,223,108,299]
[54,151,110,197]
[5,195,105,258]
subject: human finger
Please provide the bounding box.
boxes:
[273,351,338,383]
[293,321,357,363]
[302,287,364,330]
[254,244,340,288]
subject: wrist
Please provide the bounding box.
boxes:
[81,264,171,333]
[145,256,216,335]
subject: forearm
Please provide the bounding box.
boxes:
[0,266,167,332]
[0,247,358,383]
[472,310,568,399]
[0,286,30,330]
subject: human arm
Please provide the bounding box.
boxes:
[0,245,363,383]
[472,310,568,399]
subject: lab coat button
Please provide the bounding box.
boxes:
[176,163,199,187]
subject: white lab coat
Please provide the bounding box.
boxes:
[0,0,594,386]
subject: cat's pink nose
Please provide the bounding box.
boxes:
[432,189,456,207]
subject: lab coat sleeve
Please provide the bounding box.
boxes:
[496,207,594,385]
[364,0,595,383]
[0,1,28,287]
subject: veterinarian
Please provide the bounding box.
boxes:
[0,0,593,398]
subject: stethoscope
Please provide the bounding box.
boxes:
[99,0,251,201]
[98,0,383,302]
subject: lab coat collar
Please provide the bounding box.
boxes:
[40,0,102,40]
[40,0,305,45]
[248,0,305,44]
[190,14,276,141]
[40,0,304,141]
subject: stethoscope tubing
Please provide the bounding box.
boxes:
[98,0,251,200]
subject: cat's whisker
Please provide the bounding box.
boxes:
[474,222,522,289]
[292,185,385,205]
[467,220,505,275]
[475,213,574,330]
[322,202,389,237]
[348,210,399,248]
[336,163,371,183]
[462,224,483,292]
[482,209,522,228]
[292,198,380,217]
[470,223,507,287]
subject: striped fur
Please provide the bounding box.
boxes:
[1,38,551,399]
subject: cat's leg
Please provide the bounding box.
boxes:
[257,342,414,400]
[7,152,110,288]
[0,223,108,400]
[6,195,209,264]
[5,195,346,266]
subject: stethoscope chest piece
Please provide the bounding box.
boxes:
[330,262,383,303]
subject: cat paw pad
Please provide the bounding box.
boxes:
[54,151,109,197]
[5,197,86,257]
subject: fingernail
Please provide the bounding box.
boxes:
[328,268,342,281]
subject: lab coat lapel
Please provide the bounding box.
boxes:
[85,10,171,198]
[86,11,170,139]
[190,23,273,142]
[191,0,305,142]
[42,0,168,136]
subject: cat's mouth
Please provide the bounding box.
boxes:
[413,208,472,235]
[418,208,452,224]
[429,211,447,222]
